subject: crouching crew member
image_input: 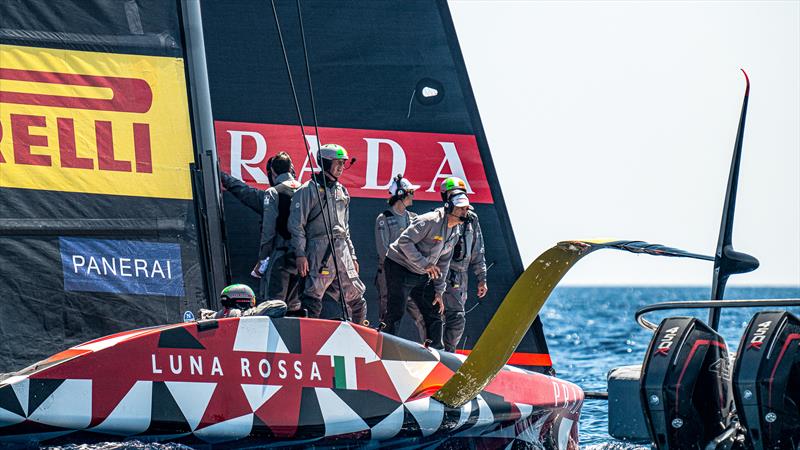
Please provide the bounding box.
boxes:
[438,177,488,352]
[289,144,367,323]
[259,152,302,309]
[215,284,257,318]
[383,190,470,349]
[374,175,418,321]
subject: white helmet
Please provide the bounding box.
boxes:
[389,174,420,197]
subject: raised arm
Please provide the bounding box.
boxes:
[219,171,265,215]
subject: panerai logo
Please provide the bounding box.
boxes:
[70,254,174,279]
[60,237,184,296]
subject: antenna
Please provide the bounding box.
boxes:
[708,69,759,330]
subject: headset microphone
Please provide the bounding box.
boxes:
[344,157,357,170]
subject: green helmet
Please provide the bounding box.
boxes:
[440,176,467,201]
[318,143,349,161]
[220,284,255,310]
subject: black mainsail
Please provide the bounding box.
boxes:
[0,0,552,374]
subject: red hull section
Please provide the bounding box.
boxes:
[0,317,582,448]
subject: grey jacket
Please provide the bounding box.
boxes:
[288,177,356,259]
[374,206,417,266]
[259,172,301,259]
[448,212,487,283]
[386,207,461,295]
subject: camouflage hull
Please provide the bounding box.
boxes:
[0,316,582,448]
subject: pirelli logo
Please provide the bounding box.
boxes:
[0,44,194,199]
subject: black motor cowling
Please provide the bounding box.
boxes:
[733,311,800,449]
[641,317,736,449]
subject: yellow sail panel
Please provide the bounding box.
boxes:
[0,44,195,199]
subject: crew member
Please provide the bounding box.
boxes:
[214,284,257,318]
[259,152,302,309]
[437,177,488,352]
[374,175,424,333]
[289,144,367,323]
[383,190,470,349]
[219,169,265,293]
[219,153,301,311]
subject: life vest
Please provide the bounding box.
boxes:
[275,180,300,240]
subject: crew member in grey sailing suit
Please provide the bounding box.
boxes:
[259,152,302,309]
[219,153,301,309]
[289,144,367,323]
[436,176,488,351]
[383,192,470,349]
[375,175,417,317]
[441,210,487,351]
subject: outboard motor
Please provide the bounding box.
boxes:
[733,311,800,449]
[641,317,736,449]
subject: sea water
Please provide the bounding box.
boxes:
[39,286,800,449]
[544,286,800,448]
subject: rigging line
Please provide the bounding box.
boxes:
[295,0,321,150]
[406,88,415,119]
[464,302,480,315]
[295,0,350,321]
[269,0,349,321]
[464,261,494,316]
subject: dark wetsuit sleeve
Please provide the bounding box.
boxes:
[220,171,265,215]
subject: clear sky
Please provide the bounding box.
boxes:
[449,1,799,286]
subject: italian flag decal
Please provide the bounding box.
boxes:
[332,355,358,389]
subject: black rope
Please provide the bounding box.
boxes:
[295,0,322,152]
[294,0,350,322]
[464,301,480,315]
[464,262,494,316]
[269,0,350,321]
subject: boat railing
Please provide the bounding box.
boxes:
[635,298,800,331]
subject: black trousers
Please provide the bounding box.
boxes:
[443,310,465,352]
[383,258,444,349]
[264,250,301,310]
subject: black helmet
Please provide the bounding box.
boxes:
[220,284,256,310]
